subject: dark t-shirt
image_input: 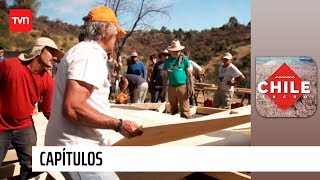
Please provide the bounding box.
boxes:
[122,74,146,92]
[151,60,165,87]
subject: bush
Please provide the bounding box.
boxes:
[193,46,214,65]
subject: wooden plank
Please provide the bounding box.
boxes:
[0,162,20,179]
[158,126,250,146]
[203,172,251,180]
[117,172,192,180]
[3,149,18,163]
[190,106,198,116]
[155,103,167,113]
[203,87,251,95]
[111,106,250,146]
[196,107,227,115]
[127,103,164,110]
[194,82,216,88]
[111,104,153,110]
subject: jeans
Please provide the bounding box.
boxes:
[151,87,165,103]
[62,172,119,180]
[0,125,38,180]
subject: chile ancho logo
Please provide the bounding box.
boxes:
[256,57,317,117]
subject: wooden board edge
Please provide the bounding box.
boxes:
[203,172,251,180]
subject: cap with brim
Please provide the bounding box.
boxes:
[222,52,232,60]
[86,6,126,37]
[18,37,64,61]
[167,40,185,52]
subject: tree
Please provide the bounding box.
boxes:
[0,0,8,11]
[102,0,173,59]
[11,0,41,16]
[227,16,239,27]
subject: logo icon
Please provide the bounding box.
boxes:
[256,57,317,117]
[9,9,32,32]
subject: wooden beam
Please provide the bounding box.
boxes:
[203,172,251,180]
[155,103,166,113]
[127,103,164,110]
[203,87,251,95]
[196,107,227,115]
[158,128,250,146]
[190,106,198,116]
[0,162,20,179]
[111,106,250,146]
[3,149,18,163]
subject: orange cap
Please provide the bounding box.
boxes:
[86,6,126,37]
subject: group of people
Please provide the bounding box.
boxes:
[0,5,244,180]
[115,47,207,106]
[114,43,244,117]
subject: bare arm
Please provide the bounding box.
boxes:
[186,67,194,88]
[227,75,245,86]
[161,70,169,97]
[186,67,195,96]
[120,79,128,93]
[63,79,119,130]
[63,80,143,138]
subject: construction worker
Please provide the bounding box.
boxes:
[0,37,64,179]
[213,52,245,109]
[44,6,143,180]
[119,74,148,103]
[188,59,205,105]
[162,40,194,119]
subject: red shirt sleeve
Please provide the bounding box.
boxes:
[39,74,54,119]
[0,61,6,80]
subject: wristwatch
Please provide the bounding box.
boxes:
[115,119,123,132]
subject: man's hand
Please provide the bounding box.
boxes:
[161,88,167,98]
[226,81,235,86]
[188,87,195,97]
[119,120,143,138]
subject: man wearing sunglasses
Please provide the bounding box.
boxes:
[0,37,64,179]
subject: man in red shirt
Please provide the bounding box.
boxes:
[0,37,64,179]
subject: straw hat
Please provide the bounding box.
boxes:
[222,52,233,60]
[18,37,64,61]
[167,40,185,52]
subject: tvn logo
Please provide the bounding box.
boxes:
[9,9,32,32]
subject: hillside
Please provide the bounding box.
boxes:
[0,9,250,86]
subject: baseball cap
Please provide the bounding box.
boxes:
[84,6,126,37]
[18,37,64,61]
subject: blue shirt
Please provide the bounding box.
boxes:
[127,61,146,79]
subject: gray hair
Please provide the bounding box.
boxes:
[81,21,118,41]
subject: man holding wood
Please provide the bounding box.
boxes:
[45,6,143,180]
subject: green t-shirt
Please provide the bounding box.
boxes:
[163,55,190,86]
